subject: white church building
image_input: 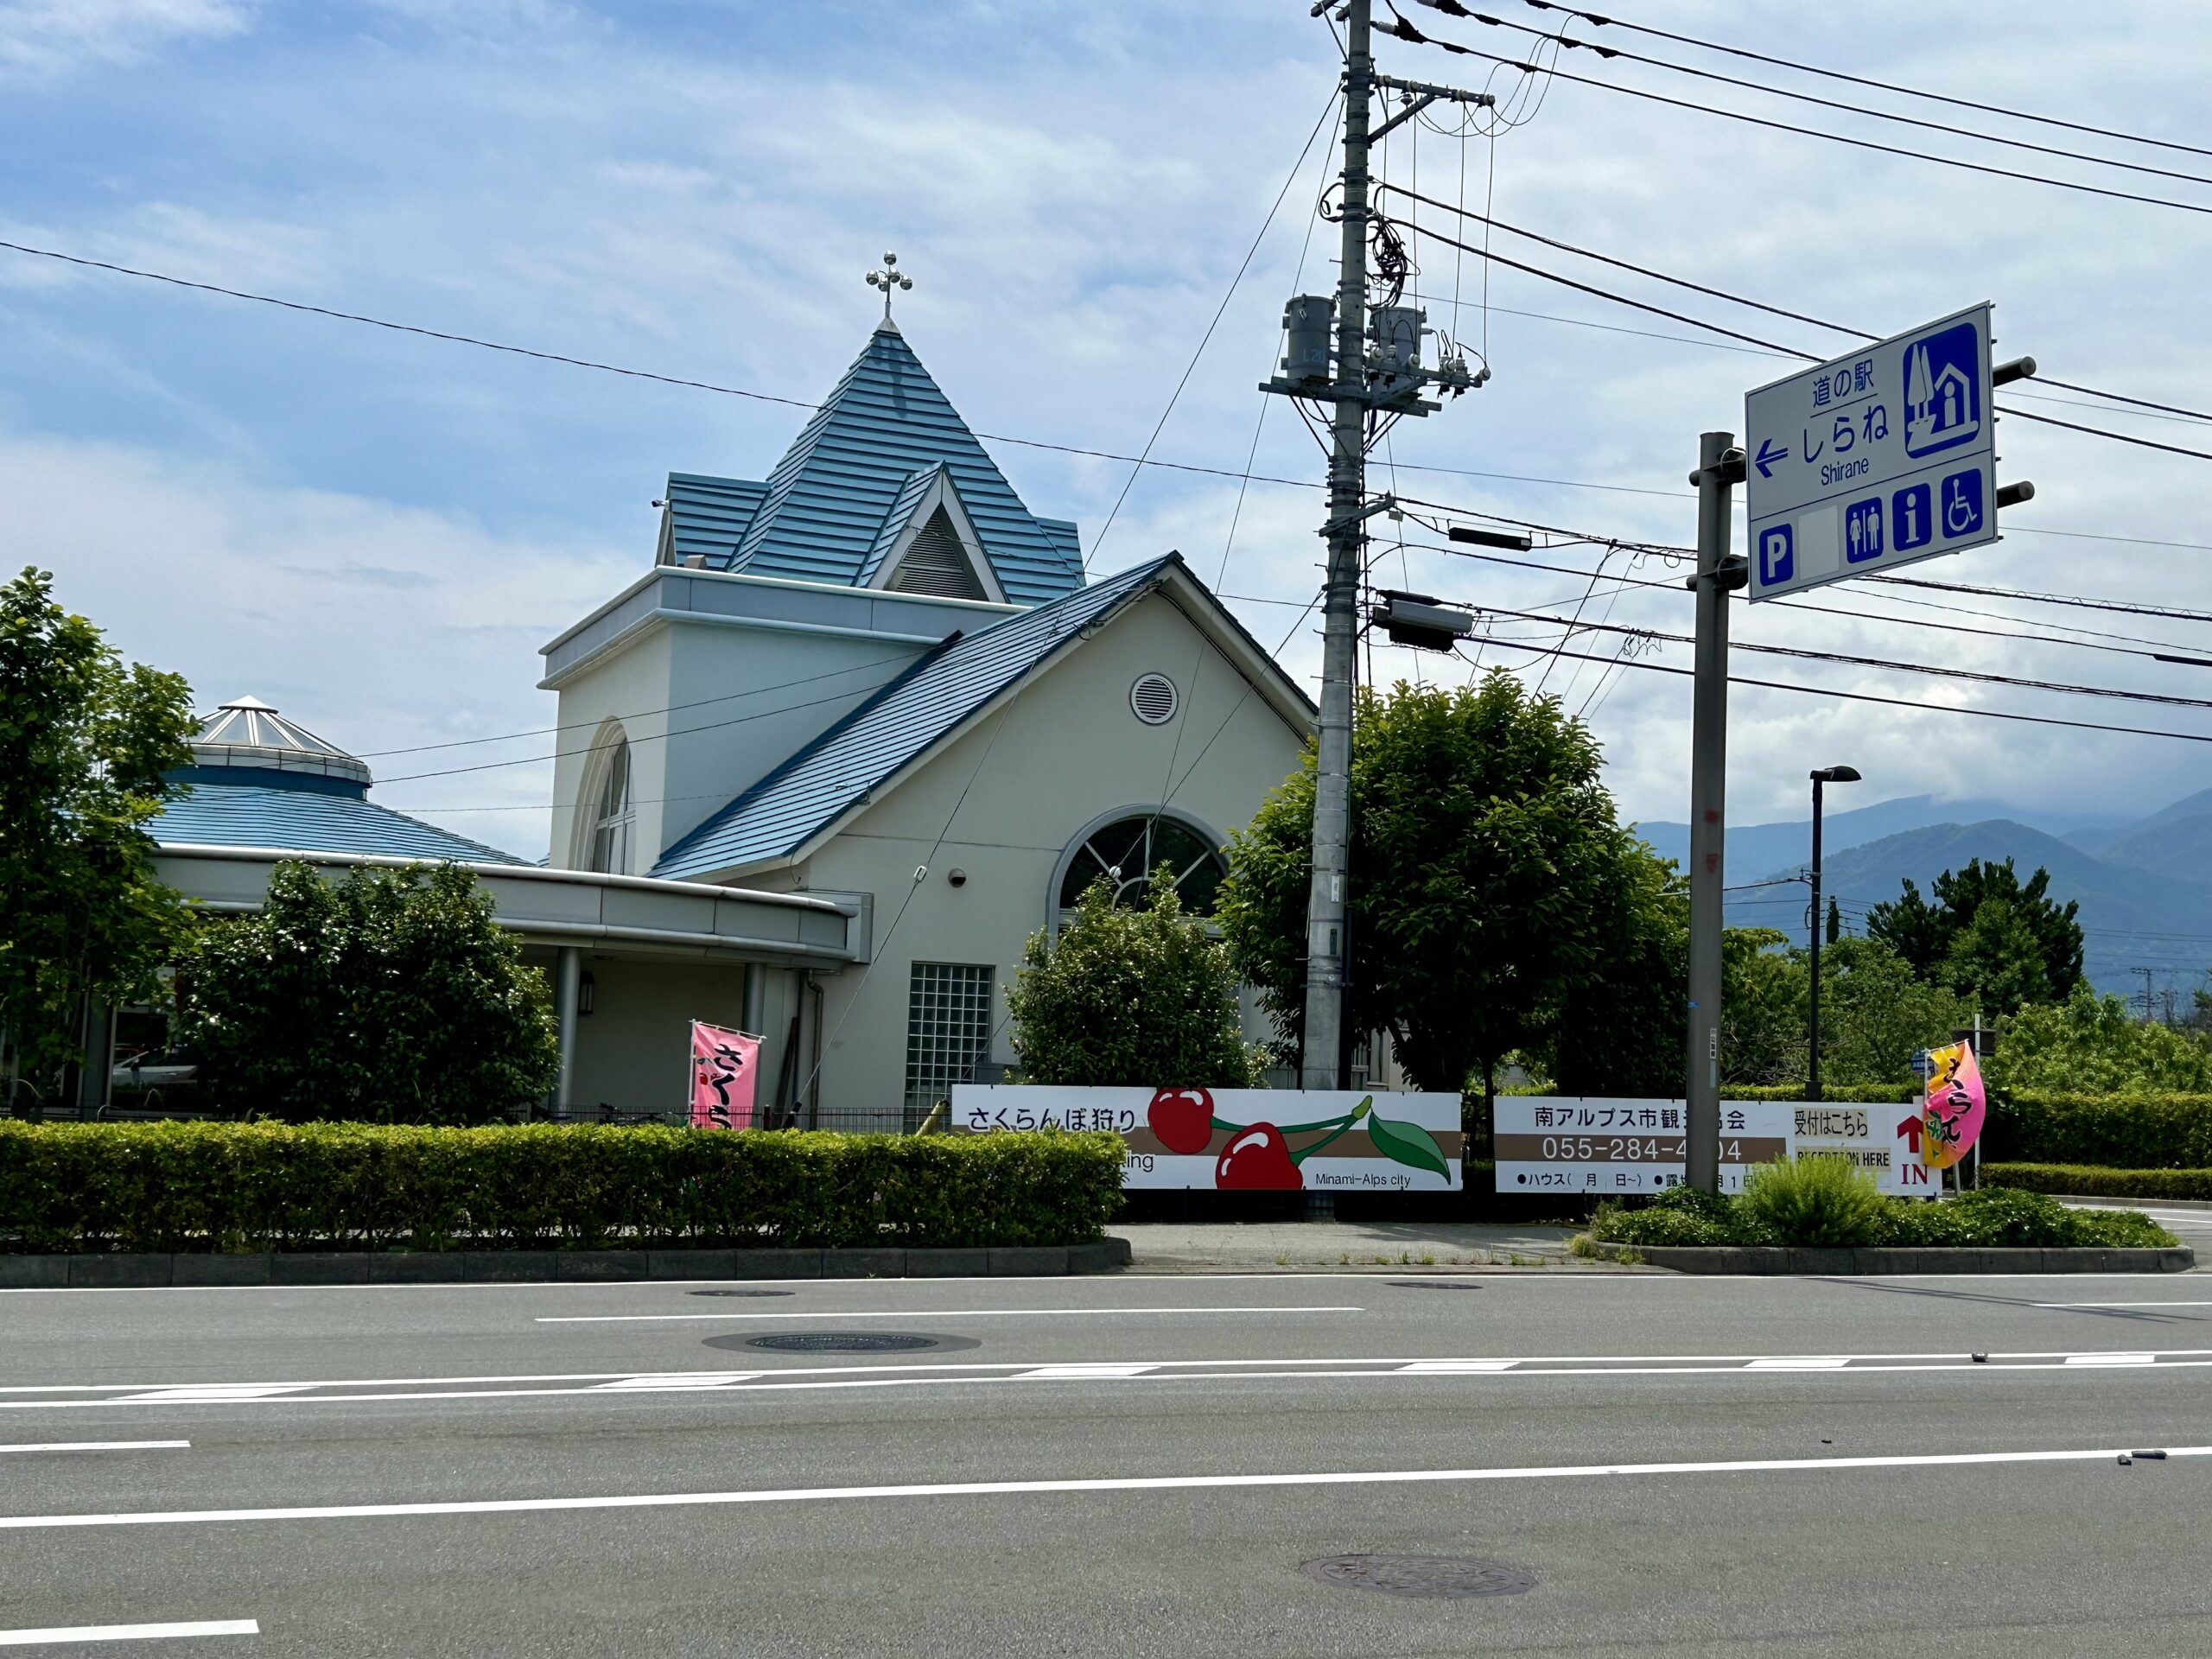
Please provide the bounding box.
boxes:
[537,311,1314,1125]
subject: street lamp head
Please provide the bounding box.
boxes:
[1811,765,1862,784]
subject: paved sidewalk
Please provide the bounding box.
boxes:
[1115,1218,1618,1273]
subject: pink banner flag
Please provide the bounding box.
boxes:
[690,1021,760,1130]
[1919,1039,1986,1171]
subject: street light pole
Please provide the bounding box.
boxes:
[1807,764,1860,1101]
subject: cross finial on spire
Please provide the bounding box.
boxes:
[865,251,913,328]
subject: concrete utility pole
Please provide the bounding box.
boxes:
[1297,0,1375,1091]
[1684,432,1745,1191]
[1264,3,1487,1091]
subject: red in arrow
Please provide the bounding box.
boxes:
[1896,1115,1924,1154]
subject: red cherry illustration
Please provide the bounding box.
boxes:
[1147,1087,1215,1154]
[1215,1122,1303,1191]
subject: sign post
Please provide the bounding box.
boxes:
[1745,303,2033,601]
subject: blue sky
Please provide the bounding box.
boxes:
[9,0,2212,858]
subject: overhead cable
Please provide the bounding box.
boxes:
[1382,15,2212,219]
[1503,0,2212,162]
[1454,638,2212,747]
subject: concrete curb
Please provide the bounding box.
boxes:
[2055,1193,2212,1214]
[0,1237,1133,1289]
[1575,1240,2195,1274]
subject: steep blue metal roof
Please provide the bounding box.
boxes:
[662,473,769,568]
[652,556,1175,880]
[857,461,952,587]
[154,783,529,866]
[699,325,1082,607]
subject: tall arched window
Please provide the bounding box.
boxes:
[588,736,634,874]
[1054,811,1227,920]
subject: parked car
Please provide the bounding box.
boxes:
[111,1048,200,1092]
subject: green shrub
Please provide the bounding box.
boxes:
[1586,1172,2177,1250]
[1984,1163,2212,1201]
[1740,1154,1888,1247]
[0,1122,1125,1254]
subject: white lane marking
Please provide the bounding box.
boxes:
[116,1386,311,1403]
[593,1374,760,1391]
[2036,1301,2212,1308]
[5,1347,2208,1402]
[1745,1357,1850,1370]
[0,1442,189,1454]
[1396,1360,1517,1374]
[533,1306,1363,1324]
[0,1620,257,1644]
[1016,1364,1158,1380]
[3,1355,2205,1411]
[3,1446,2202,1534]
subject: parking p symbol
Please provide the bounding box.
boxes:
[1758,525,1795,586]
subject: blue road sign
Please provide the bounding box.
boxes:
[1745,303,1999,601]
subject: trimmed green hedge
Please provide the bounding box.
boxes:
[0,1122,1125,1254]
[1984,1093,2212,1168]
[1984,1163,2212,1202]
[1724,1083,1920,1103]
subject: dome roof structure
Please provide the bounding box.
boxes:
[155,696,525,866]
[182,695,373,796]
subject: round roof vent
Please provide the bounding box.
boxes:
[1129,673,1179,726]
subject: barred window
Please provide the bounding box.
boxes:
[904,963,995,1128]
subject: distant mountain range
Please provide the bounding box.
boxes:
[1637,791,2212,998]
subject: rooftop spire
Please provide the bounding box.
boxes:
[865,250,913,332]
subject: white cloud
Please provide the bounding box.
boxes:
[10,431,622,859]
[0,0,251,79]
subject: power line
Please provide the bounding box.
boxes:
[1433,5,2212,191]
[1456,635,2212,747]
[1386,13,2212,219]
[1868,575,2212,628]
[1506,0,2212,162]
[1382,184,2212,463]
[1455,601,2212,714]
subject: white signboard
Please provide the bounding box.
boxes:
[951,1085,1463,1192]
[1746,302,1997,601]
[1789,1102,1933,1198]
[1495,1097,1936,1197]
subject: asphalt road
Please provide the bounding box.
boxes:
[3,1263,2211,1656]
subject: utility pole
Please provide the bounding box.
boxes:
[1806,764,1861,1103]
[1297,0,1374,1092]
[1264,1,1489,1091]
[1684,432,1745,1190]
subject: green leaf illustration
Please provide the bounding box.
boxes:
[1366,1111,1448,1178]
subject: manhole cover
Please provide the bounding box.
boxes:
[1390,1281,1483,1292]
[1301,1555,1535,1599]
[689,1289,794,1298]
[716,1332,978,1355]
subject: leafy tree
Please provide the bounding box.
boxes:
[1217,673,1651,1098]
[1984,985,2212,1096]
[1817,936,1972,1087]
[1867,858,2083,1014]
[0,568,194,1110]
[180,861,559,1123]
[1007,868,1258,1088]
[1550,841,1687,1096]
[1825,896,1842,945]
[1720,927,1804,1086]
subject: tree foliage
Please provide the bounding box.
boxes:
[1007,868,1259,1088]
[1866,857,2083,1015]
[0,567,195,1106]
[1718,931,1970,1089]
[1217,673,1664,1096]
[180,861,560,1123]
[1985,985,2212,1096]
